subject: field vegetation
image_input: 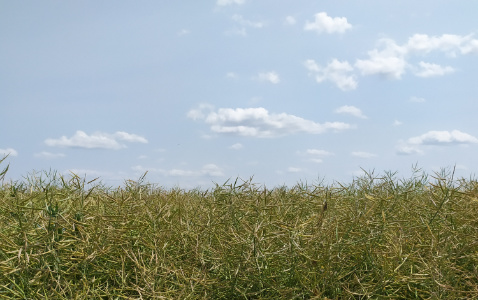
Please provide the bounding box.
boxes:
[1,156,478,299]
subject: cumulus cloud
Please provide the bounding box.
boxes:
[414,62,454,77]
[188,105,353,138]
[0,148,18,157]
[351,151,377,158]
[45,130,148,149]
[408,130,478,145]
[335,105,367,119]
[304,12,352,34]
[217,0,244,6]
[406,33,477,56]
[304,59,357,90]
[255,71,280,84]
[355,33,478,80]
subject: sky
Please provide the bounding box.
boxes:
[2,1,478,189]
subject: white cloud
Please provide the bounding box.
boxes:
[354,39,407,79]
[355,33,478,80]
[351,151,377,158]
[305,59,357,91]
[34,152,66,159]
[229,143,243,150]
[408,130,478,145]
[396,145,423,155]
[0,148,18,157]
[302,149,334,163]
[393,120,403,126]
[285,16,296,25]
[232,14,264,28]
[305,149,334,156]
[45,130,148,149]
[335,105,367,119]
[414,61,454,77]
[188,105,353,138]
[217,0,244,6]
[226,72,238,79]
[178,29,190,36]
[409,96,426,103]
[287,167,302,173]
[256,72,280,84]
[304,12,352,34]
[406,33,476,56]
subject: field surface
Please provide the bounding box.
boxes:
[1,162,478,299]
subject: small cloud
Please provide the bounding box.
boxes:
[414,61,454,77]
[232,14,265,28]
[168,164,224,177]
[226,72,238,79]
[393,120,403,126]
[285,16,296,25]
[409,96,426,103]
[305,59,357,91]
[301,149,334,163]
[45,130,148,150]
[229,143,243,150]
[305,149,334,156]
[408,130,478,145]
[335,105,367,119]
[0,148,18,157]
[351,151,377,158]
[287,167,302,173]
[396,145,423,155]
[178,29,191,36]
[304,12,352,34]
[34,152,65,159]
[216,0,244,6]
[255,71,280,84]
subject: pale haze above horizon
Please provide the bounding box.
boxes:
[1,1,478,189]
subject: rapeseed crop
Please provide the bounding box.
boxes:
[1,157,478,299]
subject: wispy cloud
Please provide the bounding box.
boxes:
[304,12,352,34]
[301,149,335,163]
[229,143,243,150]
[188,105,353,138]
[0,148,18,157]
[133,164,224,177]
[34,152,66,159]
[216,0,245,6]
[304,59,357,90]
[335,105,367,119]
[45,131,148,150]
[255,71,280,84]
[351,151,377,158]
[409,96,426,103]
[285,16,296,25]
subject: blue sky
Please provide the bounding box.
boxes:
[2,1,478,188]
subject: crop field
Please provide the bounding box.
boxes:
[1,157,478,299]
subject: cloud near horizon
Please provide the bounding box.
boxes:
[188,105,353,138]
[45,131,148,150]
